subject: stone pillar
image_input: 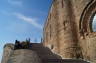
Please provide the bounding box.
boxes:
[58,0,80,59]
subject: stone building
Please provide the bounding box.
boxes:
[1,0,96,63]
[43,0,96,62]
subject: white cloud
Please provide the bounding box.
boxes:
[8,0,23,7]
[13,13,43,29]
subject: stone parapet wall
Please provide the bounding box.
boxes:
[1,44,14,63]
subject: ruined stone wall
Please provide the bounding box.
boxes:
[43,0,96,62]
[1,44,14,63]
[7,49,41,63]
[43,0,80,59]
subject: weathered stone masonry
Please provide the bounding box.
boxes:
[43,0,96,62]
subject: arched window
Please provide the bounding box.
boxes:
[79,0,96,36]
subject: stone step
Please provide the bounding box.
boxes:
[29,44,61,59]
[42,59,90,63]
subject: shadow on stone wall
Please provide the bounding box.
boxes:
[30,43,62,60]
[29,43,90,63]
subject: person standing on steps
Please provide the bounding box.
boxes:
[14,40,22,50]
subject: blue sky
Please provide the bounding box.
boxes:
[0,0,52,62]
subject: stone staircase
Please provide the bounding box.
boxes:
[30,43,89,63]
[7,43,90,63]
[30,43,61,60]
